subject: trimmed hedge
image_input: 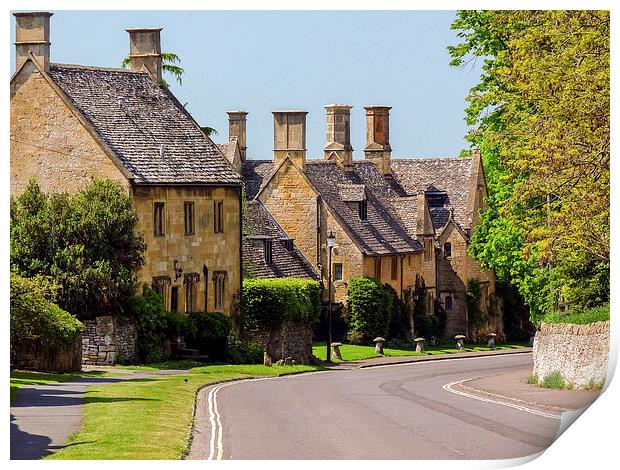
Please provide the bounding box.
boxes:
[344,277,393,345]
[241,278,321,332]
[10,273,83,351]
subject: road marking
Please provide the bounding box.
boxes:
[443,378,562,420]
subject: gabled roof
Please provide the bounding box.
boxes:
[244,200,320,280]
[304,160,422,255]
[46,63,241,185]
[391,157,473,231]
[241,160,275,199]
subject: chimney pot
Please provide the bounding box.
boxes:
[14,11,53,72]
[364,105,392,175]
[126,28,163,83]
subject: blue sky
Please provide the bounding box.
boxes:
[10,10,483,159]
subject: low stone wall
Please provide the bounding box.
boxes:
[533,321,609,388]
[82,315,138,365]
[247,321,314,364]
[12,337,82,373]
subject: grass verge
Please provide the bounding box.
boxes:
[45,364,322,460]
[10,370,121,404]
[312,342,528,362]
[541,303,609,325]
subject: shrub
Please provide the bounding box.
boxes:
[10,273,83,352]
[541,303,609,325]
[470,327,506,345]
[542,371,567,390]
[186,312,232,362]
[345,277,393,344]
[241,278,321,333]
[227,334,264,364]
[133,285,169,363]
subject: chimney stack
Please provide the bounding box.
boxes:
[227,111,248,162]
[14,12,53,72]
[324,104,353,170]
[364,105,392,175]
[126,28,162,83]
[272,111,308,170]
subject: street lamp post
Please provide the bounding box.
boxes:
[326,230,336,363]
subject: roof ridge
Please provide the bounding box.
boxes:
[50,63,146,74]
[392,156,469,161]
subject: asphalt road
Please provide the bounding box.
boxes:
[204,353,561,459]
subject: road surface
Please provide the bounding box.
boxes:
[196,353,563,459]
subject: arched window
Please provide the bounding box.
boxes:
[445,295,453,312]
[444,242,452,258]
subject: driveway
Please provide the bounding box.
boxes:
[189,353,599,460]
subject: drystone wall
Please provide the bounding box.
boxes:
[533,321,609,389]
[12,337,83,373]
[248,321,314,364]
[81,315,138,365]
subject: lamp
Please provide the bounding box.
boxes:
[326,230,336,363]
[174,260,183,281]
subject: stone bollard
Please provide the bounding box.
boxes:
[331,342,343,360]
[486,333,497,349]
[276,359,285,366]
[455,335,466,350]
[263,351,272,367]
[414,338,426,353]
[284,356,293,366]
[374,337,386,355]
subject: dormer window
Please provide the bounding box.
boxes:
[263,239,273,264]
[426,191,447,208]
[358,200,368,221]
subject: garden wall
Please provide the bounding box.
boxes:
[12,337,82,373]
[533,321,609,388]
[82,315,138,365]
[248,321,314,364]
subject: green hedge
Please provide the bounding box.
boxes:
[241,278,321,332]
[344,277,393,344]
[10,273,83,350]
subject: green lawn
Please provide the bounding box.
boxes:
[10,370,121,404]
[312,342,528,362]
[46,364,322,460]
[541,303,609,325]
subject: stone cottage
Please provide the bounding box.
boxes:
[10,12,243,362]
[238,106,497,337]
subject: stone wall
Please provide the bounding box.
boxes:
[12,337,82,373]
[81,315,138,365]
[533,321,609,389]
[247,321,314,364]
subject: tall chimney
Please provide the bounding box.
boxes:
[273,111,308,171]
[227,111,248,162]
[126,28,162,83]
[323,104,353,170]
[14,12,53,72]
[364,105,392,175]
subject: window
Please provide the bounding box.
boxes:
[184,273,199,313]
[151,276,171,309]
[445,295,453,312]
[424,239,433,261]
[213,271,226,311]
[263,239,273,264]
[214,201,224,233]
[184,202,195,236]
[334,263,343,281]
[358,200,368,221]
[154,202,165,236]
[170,286,179,313]
[444,242,452,258]
[426,191,447,208]
[391,256,398,280]
[480,284,489,310]
[375,257,382,280]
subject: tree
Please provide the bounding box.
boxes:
[11,179,146,319]
[449,11,609,323]
[121,52,184,87]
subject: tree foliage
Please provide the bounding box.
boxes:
[449,11,609,323]
[344,277,393,344]
[11,179,146,319]
[121,52,185,87]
